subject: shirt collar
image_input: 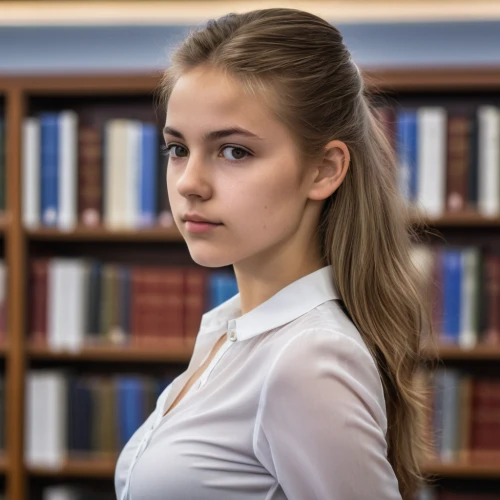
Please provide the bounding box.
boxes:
[199,264,339,342]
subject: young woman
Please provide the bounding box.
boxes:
[115,7,432,500]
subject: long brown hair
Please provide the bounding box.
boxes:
[156,8,436,498]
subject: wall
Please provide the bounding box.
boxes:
[0,20,495,73]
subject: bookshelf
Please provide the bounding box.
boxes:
[0,68,499,499]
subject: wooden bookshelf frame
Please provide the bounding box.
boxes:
[1,66,500,498]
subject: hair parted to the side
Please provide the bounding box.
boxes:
[155,8,438,499]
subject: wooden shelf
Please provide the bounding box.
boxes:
[423,459,500,478]
[27,343,500,363]
[2,67,500,499]
[2,67,500,95]
[0,72,161,94]
[414,213,500,228]
[424,345,500,361]
[26,225,183,242]
[27,340,195,363]
[25,458,500,480]
[362,66,500,92]
[28,457,118,478]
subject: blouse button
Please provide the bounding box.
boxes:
[228,330,237,341]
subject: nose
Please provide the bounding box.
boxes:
[175,154,212,200]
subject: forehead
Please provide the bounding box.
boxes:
[165,67,278,135]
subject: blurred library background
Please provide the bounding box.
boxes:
[0,0,500,499]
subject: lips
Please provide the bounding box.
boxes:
[182,214,222,224]
[184,219,220,224]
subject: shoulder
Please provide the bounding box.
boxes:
[261,326,387,432]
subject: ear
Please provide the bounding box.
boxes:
[307,140,350,201]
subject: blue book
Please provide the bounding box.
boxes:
[442,249,462,344]
[396,110,418,203]
[67,376,93,453]
[208,273,225,310]
[224,274,239,300]
[208,272,238,309]
[40,112,59,226]
[117,377,145,447]
[139,123,159,227]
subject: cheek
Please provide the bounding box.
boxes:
[166,168,177,202]
[228,175,300,230]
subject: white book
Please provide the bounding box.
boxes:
[25,371,67,468]
[478,106,500,216]
[43,486,79,500]
[25,371,44,466]
[58,110,78,231]
[22,117,41,229]
[104,119,129,229]
[459,247,479,349]
[63,259,87,352]
[125,120,142,229]
[47,259,86,352]
[416,107,447,217]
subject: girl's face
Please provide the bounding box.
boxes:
[164,66,317,270]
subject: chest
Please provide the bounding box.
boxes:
[162,334,228,417]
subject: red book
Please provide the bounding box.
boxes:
[159,267,184,343]
[29,259,49,345]
[485,253,500,345]
[446,113,471,213]
[78,124,102,227]
[470,378,500,459]
[130,266,184,346]
[183,267,208,346]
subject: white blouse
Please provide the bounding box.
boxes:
[114,265,402,500]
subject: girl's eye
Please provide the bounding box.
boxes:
[220,146,251,161]
[160,144,187,158]
[160,144,252,162]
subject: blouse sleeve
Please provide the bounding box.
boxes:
[253,328,402,500]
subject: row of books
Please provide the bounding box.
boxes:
[21,241,500,351]
[411,244,500,348]
[22,112,173,231]
[415,368,500,464]
[419,487,500,500]
[0,117,5,212]
[21,104,500,233]
[376,105,500,217]
[25,371,174,468]
[28,258,238,351]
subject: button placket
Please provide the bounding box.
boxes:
[120,385,172,500]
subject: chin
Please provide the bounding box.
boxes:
[187,248,234,268]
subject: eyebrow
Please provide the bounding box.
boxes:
[163,126,264,142]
